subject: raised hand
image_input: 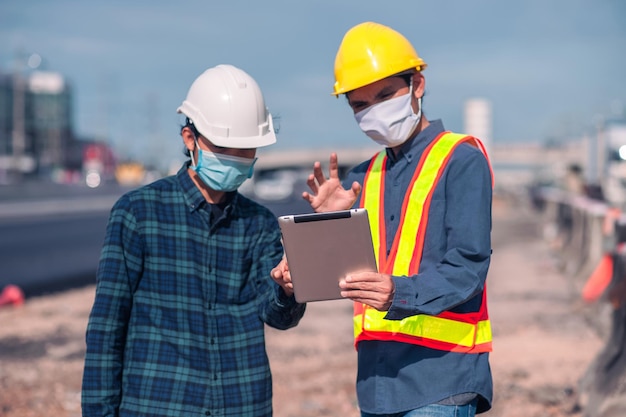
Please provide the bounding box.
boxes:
[302,153,362,213]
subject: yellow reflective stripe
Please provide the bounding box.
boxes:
[392,185,425,275]
[364,151,385,267]
[475,319,492,345]
[358,133,493,350]
[362,308,486,347]
[354,314,363,339]
[394,133,468,275]
[362,308,492,348]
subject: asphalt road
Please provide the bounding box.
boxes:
[0,211,110,296]
[0,180,313,297]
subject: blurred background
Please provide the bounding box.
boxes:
[0,0,624,285]
[2,2,626,416]
[1,0,625,294]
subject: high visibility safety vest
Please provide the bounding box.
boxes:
[356,131,493,353]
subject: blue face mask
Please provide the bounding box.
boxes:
[192,143,257,192]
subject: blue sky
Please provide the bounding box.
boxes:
[1,0,625,167]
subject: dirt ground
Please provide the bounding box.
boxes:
[0,196,608,417]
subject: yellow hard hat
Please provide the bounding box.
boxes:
[332,22,427,96]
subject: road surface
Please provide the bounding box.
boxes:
[0,194,606,417]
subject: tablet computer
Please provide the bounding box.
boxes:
[277,208,377,303]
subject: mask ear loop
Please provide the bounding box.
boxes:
[191,136,200,168]
[415,97,422,119]
[408,77,423,120]
[185,119,201,168]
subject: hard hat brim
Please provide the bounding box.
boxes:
[177,105,277,149]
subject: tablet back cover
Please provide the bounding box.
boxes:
[278,209,377,303]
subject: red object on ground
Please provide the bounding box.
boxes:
[582,255,614,303]
[0,285,25,307]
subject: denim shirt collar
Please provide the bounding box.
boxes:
[385,119,446,164]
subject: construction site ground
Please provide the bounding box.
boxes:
[0,195,606,417]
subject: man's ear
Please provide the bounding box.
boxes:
[412,72,425,99]
[181,127,196,153]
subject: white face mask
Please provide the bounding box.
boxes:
[354,82,422,148]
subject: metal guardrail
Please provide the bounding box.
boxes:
[0,195,120,219]
[535,186,626,416]
[536,187,610,292]
[0,181,133,219]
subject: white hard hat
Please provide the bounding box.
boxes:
[177,64,276,148]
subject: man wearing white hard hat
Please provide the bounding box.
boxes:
[82,64,305,417]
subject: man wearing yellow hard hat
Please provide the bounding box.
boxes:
[304,21,494,416]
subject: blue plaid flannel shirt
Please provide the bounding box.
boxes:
[82,163,306,417]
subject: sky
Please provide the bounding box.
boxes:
[1,0,625,168]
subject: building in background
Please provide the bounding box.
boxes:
[27,71,74,176]
[464,98,492,155]
[0,72,19,183]
[0,68,115,184]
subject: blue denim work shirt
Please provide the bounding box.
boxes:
[344,120,493,414]
[82,162,306,417]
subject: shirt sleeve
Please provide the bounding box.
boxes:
[386,146,492,319]
[255,216,306,330]
[82,195,143,416]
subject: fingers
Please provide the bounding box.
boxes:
[343,272,383,283]
[302,153,356,212]
[328,153,339,179]
[313,161,326,186]
[271,258,289,278]
[271,263,284,280]
[310,155,336,186]
[339,273,394,308]
[351,181,362,197]
[306,174,319,194]
[339,289,390,311]
[272,260,295,296]
[339,282,382,294]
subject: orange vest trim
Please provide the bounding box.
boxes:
[355,131,493,353]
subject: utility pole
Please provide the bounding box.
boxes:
[595,115,606,188]
[11,50,26,179]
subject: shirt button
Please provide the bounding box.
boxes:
[211,338,216,345]
[390,215,395,221]
[205,411,211,416]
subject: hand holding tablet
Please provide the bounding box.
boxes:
[278,208,377,303]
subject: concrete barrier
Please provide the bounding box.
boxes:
[533,186,626,417]
[579,248,626,417]
[536,187,611,291]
